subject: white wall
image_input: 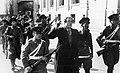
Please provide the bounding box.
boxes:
[0,0,7,15]
[13,0,18,15]
[89,0,118,32]
[38,0,88,30]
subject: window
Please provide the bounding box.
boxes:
[71,14,75,23]
[59,0,64,6]
[43,0,46,8]
[71,0,80,4]
[50,0,54,7]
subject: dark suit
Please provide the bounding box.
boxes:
[48,27,79,73]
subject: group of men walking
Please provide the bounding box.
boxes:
[0,14,33,71]
[0,13,120,73]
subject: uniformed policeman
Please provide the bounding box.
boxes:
[75,17,93,73]
[96,14,120,73]
[22,26,49,73]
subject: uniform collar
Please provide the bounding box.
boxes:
[33,37,42,44]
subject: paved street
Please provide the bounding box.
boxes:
[0,30,120,73]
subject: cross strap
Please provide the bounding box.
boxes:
[29,40,44,58]
[106,25,119,40]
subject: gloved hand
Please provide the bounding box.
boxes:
[24,66,32,73]
[41,56,47,61]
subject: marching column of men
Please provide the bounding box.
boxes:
[0,13,120,73]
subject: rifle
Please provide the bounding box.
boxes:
[96,26,120,56]
[97,40,120,56]
[41,17,58,37]
[24,44,61,73]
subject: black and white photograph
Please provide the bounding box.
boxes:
[0,0,120,73]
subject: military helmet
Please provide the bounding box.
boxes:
[108,14,119,21]
[79,17,90,24]
[39,14,47,20]
[32,26,43,34]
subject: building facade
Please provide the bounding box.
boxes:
[37,0,89,29]
[37,0,120,29]
[6,0,34,16]
[5,0,120,29]
[6,0,18,15]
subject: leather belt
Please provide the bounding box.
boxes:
[29,56,42,60]
[78,55,90,58]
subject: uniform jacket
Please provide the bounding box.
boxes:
[97,26,120,66]
[22,39,49,72]
[78,30,93,56]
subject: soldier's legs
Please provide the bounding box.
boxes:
[84,68,90,73]
[75,58,83,73]
[83,58,92,73]
[107,65,114,73]
[10,59,16,70]
[72,59,80,73]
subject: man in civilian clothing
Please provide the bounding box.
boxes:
[48,17,79,73]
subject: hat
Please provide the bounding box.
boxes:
[10,18,17,23]
[108,14,119,21]
[37,14,40,17]
[79,17,90,24]
[1,19,10,26]
[39,14,47,20]
[32,26,43,34]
